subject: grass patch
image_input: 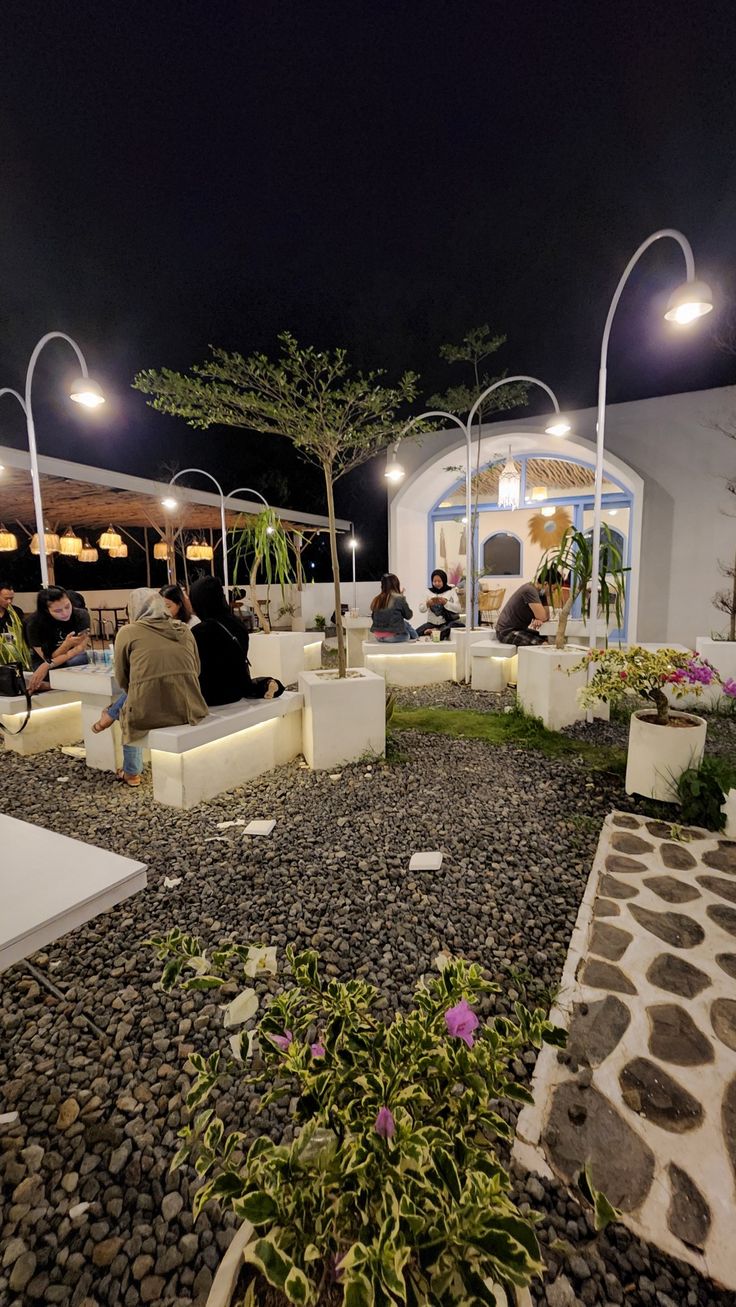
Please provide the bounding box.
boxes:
[392,705,626,774]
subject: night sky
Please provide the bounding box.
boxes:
[2,0,736,583]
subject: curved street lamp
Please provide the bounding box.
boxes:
[0,332,105,586]
[399,376,571,679]
[588,229,713,652]
[165,468,229,598]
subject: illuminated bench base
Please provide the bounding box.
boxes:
[0,691,82,757]
[140,692,304,809]
[362,640,458,687]
[470,642,519,692]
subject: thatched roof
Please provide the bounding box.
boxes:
[439,456,617,506]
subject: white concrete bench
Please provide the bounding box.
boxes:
[0,813,147,972]
[139,691,304,808]
[362,639,458,686]
[0,689,82,757]
[470,641,519,691]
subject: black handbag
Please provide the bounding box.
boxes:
[0,660,33,734]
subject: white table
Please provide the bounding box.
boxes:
[49,665,123,771]
[343,616,372,667]
[0,814,147,972]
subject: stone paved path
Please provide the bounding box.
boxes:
[515,813,736,1292]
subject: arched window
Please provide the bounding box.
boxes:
[483,532,522,576]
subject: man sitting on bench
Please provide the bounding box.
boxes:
[495,580,550,647]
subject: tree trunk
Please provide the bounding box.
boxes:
[324,466,346,677]
[144,527,152,587]
[555,593,574,649]
[250,554,271,632]
[651,687,670,725]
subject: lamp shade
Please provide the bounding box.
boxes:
[153,541,169,560]
[0,524,18,552]
[59,528,83,557]
[545,418,571,437]
[197,540,214,561]
[99,525,122,549]
[498,456,521,510]
[69,376,105,407]
[108,543,128,559]
[78,540,99,563]
[529,485,547,502]
[384,453,405,483]
[664,279,714,325]
[30,528,60,555]
[186,539,205,560]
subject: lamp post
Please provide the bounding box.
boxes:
[0,332,105,587]
[348,531,358,611]
[399,376,570,680]
[588,229,713,653]
[165,468,230,599]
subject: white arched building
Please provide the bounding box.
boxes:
[388,384,736,648]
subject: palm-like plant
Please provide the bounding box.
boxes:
[535,525,628,650]
[232,509,293,634]
[0,606,31,670]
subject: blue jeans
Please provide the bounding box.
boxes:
[107,692,127,720]
[123,744,144,776]
[374,621,418,644]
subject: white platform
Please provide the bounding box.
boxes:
[50,665,123,771]
[0,814,147,972]
[470,641,519,692]
[140,692,304,808]
[247,631,323,686]
[362,639,458,686]
[0,689,82,757]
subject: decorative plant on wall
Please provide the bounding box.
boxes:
[134,334,418,677]
[527,507,571,550]
[232,508,292,634]
[149,935,566,1306]
[535,525,628,649]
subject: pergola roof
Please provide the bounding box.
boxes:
[0,445,349,534]
[440,455,617,506]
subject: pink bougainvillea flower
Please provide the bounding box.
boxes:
[723,678,736,698]
[270,1030,293,1053]
[619,670,628,679]
[310,1042,326,1058]
[444,998,480,1048]
[374,1106,395,1139]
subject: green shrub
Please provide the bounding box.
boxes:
[677,756,735,831]
[148,936,566,1305]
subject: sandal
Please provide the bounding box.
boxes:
[116,769,141,788]
[92,710,115,734]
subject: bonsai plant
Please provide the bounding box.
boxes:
[134,334,418,678]
[148,934,566,1307]
[535,525,628,650]
[574,645,719,801]
[232,508,293,634]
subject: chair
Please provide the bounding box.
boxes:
[478,587,505,627]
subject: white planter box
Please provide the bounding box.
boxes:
[248,631,323,686]
[299,668,385,769]
[517,646,608,731]
[363,640,458,687]
[470,642,518,692]
[695,637,736,707]
[625,708,707,803]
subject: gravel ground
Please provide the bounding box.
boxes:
[0,727,733,1307]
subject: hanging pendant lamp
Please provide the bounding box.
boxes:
[99,524,122,549]
[59,528,83,557]
[498,451,521,511]
[0,524,18,552]
[198,539,214,561]
[30,527,60,555]
[529,485,547,502]
[78,540,99,563]
[108,543,128,559]
[153,541,169,560]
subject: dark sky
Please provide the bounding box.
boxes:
[2,0,736,581]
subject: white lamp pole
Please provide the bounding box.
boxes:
[0,332,105,587]
[167,468,229,599]
[400,376,570,681]
[348,530,358,611]
[588,229,713,652]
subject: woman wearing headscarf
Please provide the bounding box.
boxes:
[111,588,207,786]
[188,576,283,704]
[416,569,463,640]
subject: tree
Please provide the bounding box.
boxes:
[134,333,419,676]
[429,326,528,618]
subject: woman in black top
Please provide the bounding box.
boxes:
[26,586,91,692]
[188,577,283,706]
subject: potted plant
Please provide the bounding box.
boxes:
[516,527,628,731]
[232,509,322,685]
[575,645,718,802]
[135,335,418,766]
[149,932,566,1307]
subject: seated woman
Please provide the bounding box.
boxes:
[495,579,550,646]
[188,575,283,705]
[111,588,208,785]
[369,574,418,642]
[416,570,463,640]
[26,586,91,693]
[161,583,199,627]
